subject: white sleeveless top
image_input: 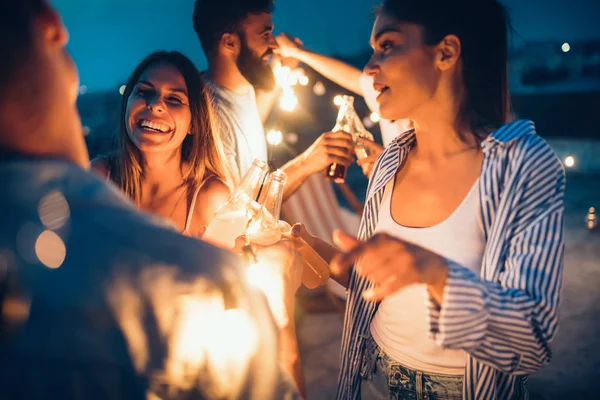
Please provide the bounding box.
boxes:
[370,177,485,375]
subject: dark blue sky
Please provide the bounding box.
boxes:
[54,0,600,92]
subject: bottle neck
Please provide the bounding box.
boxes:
[262,177,285,221]
[236,163,269,201]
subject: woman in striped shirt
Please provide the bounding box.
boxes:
[306,0,566,398]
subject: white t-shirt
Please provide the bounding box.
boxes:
[370,177,485,375]
[359,73,412,147]
[206,80,268,185]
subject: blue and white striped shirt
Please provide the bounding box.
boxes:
[337,120,566,399]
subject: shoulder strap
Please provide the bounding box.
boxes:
[183,175,215,235]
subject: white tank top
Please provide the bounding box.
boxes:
[370,177,485,375]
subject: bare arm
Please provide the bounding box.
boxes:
[280,131,355,201]
[277,33,363,95]
[90,157,110,179]
[193,177,231,238]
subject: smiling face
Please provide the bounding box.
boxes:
[125,61,191,154]
[236,12,277,91]
[364,11,440,122]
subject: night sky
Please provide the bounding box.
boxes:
[54,0,600,92]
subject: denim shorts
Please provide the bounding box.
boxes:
[360,334,463,400]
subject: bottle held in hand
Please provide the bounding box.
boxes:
[203,159,269,249]
[325,95,375,182]
[246,170,287,246]
[325,95,354,182]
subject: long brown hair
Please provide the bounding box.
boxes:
[109,51,232,204]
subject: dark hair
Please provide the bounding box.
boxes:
[110,51,232,204]
[193,0,275,57]
[379,0,511,140]
[0,0,45,93]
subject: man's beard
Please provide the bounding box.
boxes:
[237,39,276,91]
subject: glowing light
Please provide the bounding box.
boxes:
[363,116,375,129]
[38,190,70,230]
[298,75,309,86]
[287,72,299,86]
[279,90,298,112]
[286,132,298,145]
[586,207,597,230]
[370,111,381,123]
[82,126,91,136]
[1,296,30,328]
[169,293,259,398]
[79,85,88,95]
[313,81,326,96]
[564,155,575,168]
[333,95,343,106]
[273,63,292,87]
[119,85,126,95]
[561,43,570,53]
[35,230,66,269]
[266,129,283,146]
[246,261,287,327]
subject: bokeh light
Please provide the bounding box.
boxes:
[35,230,66,269]
[313,81,326,96]
[333,95,343,106]
[266,129,283,146]
[246,261,286,327]
[38,190,70,230]
[286,132,299,145]
[298,75,309,86]
[363,116,375,129]
[564,155,575,168]
[280,91,298,112]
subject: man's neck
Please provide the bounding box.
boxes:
[0,107,90,168]
[207,56,253,94]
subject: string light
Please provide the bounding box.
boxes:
[333,95,343,106]
[35,230,66,269]
[279,90,298,112]
[363,116,375,129]
[561,43,570,53]
[369,112,381,123]
[313,81,326,96]
[266,129,283,146]
[119,85,126,95]
[564,155,575,168]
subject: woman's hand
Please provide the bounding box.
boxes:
[331,230,448,303]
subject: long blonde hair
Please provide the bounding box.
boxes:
[107,51,232,204]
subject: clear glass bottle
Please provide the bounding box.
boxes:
[325,95,354,182]
[203,159,269,249]
[325,95,375,182]
[351,109,375,161]
[247,170,330,289]
[246,170,287,246]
